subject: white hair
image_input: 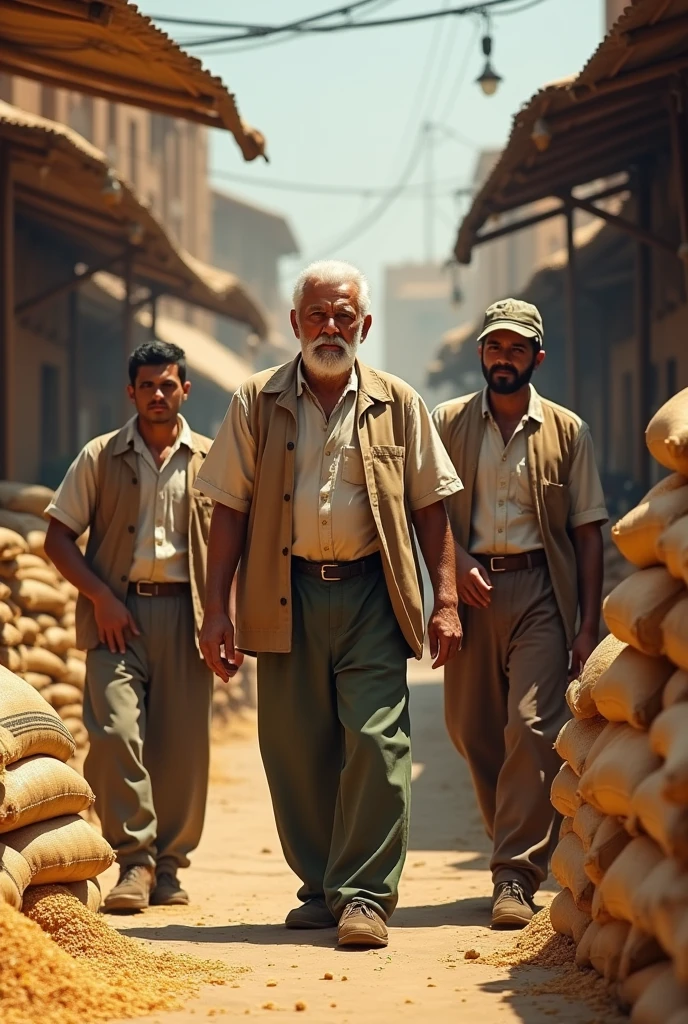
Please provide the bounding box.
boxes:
[292,260,371,317]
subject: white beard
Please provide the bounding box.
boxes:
[301,328,361,381]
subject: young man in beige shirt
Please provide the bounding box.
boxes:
[44,340,215,912]
[433,299,607,928]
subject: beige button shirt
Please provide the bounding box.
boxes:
[199,360,462,563]
[470,386,607,555]
[46,415,192,582]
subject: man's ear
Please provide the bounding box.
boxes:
[535,349,546,369]
[290,309,300,339]
[361,314,373,342]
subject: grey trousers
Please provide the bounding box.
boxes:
[444,565,570,893]
[83,592,213,873]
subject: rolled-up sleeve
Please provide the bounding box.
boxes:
[569,423,608,528]
[194,389,256,512]
[45,443,98,536]
[405,393,463,512]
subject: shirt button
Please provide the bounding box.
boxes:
[287,441,295,451]
[131,477,138,485]
[282,547,288,556]
[280,597,287,606]
[501,456,506,462]
[498,500,504,507]
[128,525,135,534]
[321,519,327,525]
[498,528,504,534]
[121,575,128,582]
[324,545,330,551]
[325,450,332,456]
[284,494,291,502]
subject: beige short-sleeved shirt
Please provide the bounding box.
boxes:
[197,360,463,563]
[46,415,193,582]
[470,386,608,555]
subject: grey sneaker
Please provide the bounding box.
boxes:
[491,880,535,929]
[337,900,388,948]
[285,897,336,929]
[103,865,155,913]
[151,871,190,906]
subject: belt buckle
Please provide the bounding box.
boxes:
[489,556,506,573]
[320,563,340,581]
[135,581,155,597]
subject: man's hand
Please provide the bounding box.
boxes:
[427,602,463,669]
[456,548,493,608]
[93,590,140,654]
[569,624,599,682]
[199,610,243,683]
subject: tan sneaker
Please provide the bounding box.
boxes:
[491,881,535,929]
[337,900,388,948]
[103,865,155,913]
[151,871,190,906]
[285,897,336,929]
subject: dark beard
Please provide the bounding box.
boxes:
[481,353,537,395]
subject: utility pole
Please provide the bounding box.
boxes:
[423,121,434,265]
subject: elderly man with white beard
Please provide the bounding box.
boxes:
[196,260,463,948]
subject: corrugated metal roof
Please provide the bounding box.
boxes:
[0,0,265,160]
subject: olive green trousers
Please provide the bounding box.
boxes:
[257,566,412,921]
[83,592,213,874]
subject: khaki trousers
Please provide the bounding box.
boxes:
[83,592,213,873]
[257,566,411,921]
[444,565,569,893]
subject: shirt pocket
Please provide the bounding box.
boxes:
[341,446,366,486]
[514,455,534,512]
[542,479,570,531]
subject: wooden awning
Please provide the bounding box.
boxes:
[455,0,688,264]
[2,100,268,335]
[0,0,265,160]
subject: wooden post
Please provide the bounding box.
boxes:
[668,83,688,293]
[149,293,157,339]
[122,247,133,422]
[0,143,15,480]
[565,205,578,411]
[635,164,653,491]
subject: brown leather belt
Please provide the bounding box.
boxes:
[128,581,190,597]
[292,552,381,582]
[474,550,548,574]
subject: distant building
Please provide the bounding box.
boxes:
[211,188,299,364]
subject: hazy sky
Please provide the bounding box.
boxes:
[139,0,604,365]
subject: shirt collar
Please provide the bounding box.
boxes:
[295,357,358,399]
[123,414,193,453]
[481,384,544,424]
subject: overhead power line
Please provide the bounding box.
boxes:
[149,0,386,31]
[210,168,473,198]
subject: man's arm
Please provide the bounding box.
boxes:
[570,521,604,680]
[198,503,248,683]
[411,500,462,669]
[44,518,140,655]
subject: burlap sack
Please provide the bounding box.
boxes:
[41,683,82,710]
[0,601,14,625]
[0,755,94,832]
[574,919,600,968]
[665,670,688,709]
[650,705,688,805]
[630,769,688,862]
[0,842,32,908]
[25,877,101,915]
[0,482,52,519]
[4,813,114,884]
[566,634,626,720]
[555,716,607,776]
[663,597,688,671]
[646,388,688,474]
[0,560,17,580]
[0,668,75,765]
[548,886,591,944]
[559,816,574,839]
[0,510,46,537]
[551,831,594,912]
[35,613,57,630]
[632,857,687,937]
[619,926,667,982]
[60,657,85,690]
[16,616,41,646]
[66,646,85,663]
[550,762,581,818]
[21,672,52,692]
[603,568,685,656]
[578,723,661,817]
[631,969,688,1023]
[21,646,66,679]
[572,802,605,852]
[657,516,688,583]
[590,919,631,981]
[61,609,75,629]
[612,484,688,568]
[618,962,673,1012]
[591,881,612,924]
[0,646,21,672]
[41,626,72,657]
[0,527,27,560]
[0,621,22,647]
[593,647,674,729]
[10,578,66,616]
[15,565,60,588]
[598,837,664,924]
[584,813,631,886]
[57,703,82,722]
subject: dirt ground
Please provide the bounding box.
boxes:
[103,660,621,1024]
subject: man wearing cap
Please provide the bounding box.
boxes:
[432,298,607,928]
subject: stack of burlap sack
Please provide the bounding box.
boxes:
[0,482,88,751]
[549,388,688,1024]
[0,668,114,915]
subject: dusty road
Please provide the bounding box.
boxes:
[104,662,618,1024]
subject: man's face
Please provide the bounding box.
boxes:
[290,278,372,381]
[480,329,544,395]
[127,363,190,423]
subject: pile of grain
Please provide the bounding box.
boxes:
[478,909,574,968]
[0,887,227,1024]
[548,388,688,1024]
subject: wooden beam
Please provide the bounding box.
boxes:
[150,294,157,339]
[0,143,14,478]
[573,54,688,101]
[564,194,677,256]
[668,84,688,293]
[4,0,113,22]
[635,165,653,491]
[548,83,666,133]
[622,13,688,48]
[15,251,126,315]
[565,206,578,411]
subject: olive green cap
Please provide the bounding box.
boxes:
[477,298,544,348]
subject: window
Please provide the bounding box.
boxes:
[40,364,61,469]
[69,95,94,141]
[150,113,171,156]
[40,86,56,120]
[667,358,678,399]
[128,120,138,188]
[107,103,117,146]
